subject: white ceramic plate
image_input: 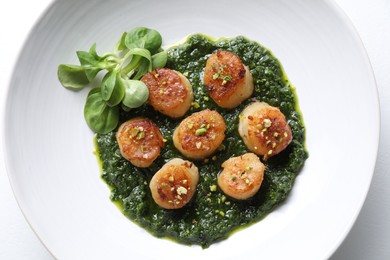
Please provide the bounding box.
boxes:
[3,0,379,259]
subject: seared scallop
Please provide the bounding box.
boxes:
[238,102,292,160]
[141,68,193,118]
[116,117,164,168]
[217,153,265,200]
[150,158,199,209]
[204,50,254,109]
[173,109,226,160]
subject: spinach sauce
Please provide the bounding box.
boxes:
[95,34,308,248]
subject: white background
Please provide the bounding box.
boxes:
[0,0,389,259]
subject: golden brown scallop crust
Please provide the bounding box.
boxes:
[141,68,193,118]
[239,102,292,159]
[116,117,164,167]
[218,153,265,200]
[204,50,253,109]
[173,109,226,160]
[150,158,199,209]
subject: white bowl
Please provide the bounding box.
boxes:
[3,0,379,259]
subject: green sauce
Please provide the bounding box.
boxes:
[95,34,308,248]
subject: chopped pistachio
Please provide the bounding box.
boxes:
[168,176,174,182]
[129,128,139,138]
[177,186,188,195]
[263,118,272,128]
[195,128,207,136]
[223,75,232,81]
[268,149,273,155]
[192,102,200,109]
[210,185,217,192]
[137,131,145,139]
[231,175,237,181]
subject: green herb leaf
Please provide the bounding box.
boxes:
[76,50,102,81]
[89,43,101,59]
[116,32,128,51]
[84,67,102,81]
[77,50,99,67]
[132,48,152,60]
[106,75,125,107]
[133,58,151,80]
[121,55,142,76]
[121,79,149,108]
[125,27,162,53]
[58,27,164,134]
[121,48,153,79]
[152,51,167,69]
[84,88,119,134]
[101,71,117,101]
[57,64,90,89]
